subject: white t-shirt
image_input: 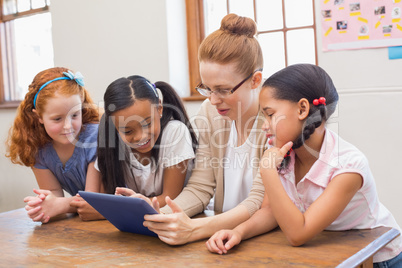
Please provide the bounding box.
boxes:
[96,120,195,196]
[222,119,263,212]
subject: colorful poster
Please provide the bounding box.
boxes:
[321,0,402,51]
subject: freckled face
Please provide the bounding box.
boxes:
[111,99,162,154]
[38,93,83,146]
[259,87,303,148]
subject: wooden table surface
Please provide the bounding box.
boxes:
[0,208,399,267]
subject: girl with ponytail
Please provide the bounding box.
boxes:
[206,64,402,268]
[94,75,197,208]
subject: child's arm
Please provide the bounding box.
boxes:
[25,167,78,222]
[206,193,278,254]
[32,167,65,197]
[156,160,190,207]
[84,162,103,192]
[70,162,105,221]
[260,144,363,246]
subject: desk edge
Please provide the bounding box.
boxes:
[336,228,401,268]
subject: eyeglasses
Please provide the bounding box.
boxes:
[196,68,263,98]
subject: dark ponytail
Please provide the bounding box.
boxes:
[154,81,198,155]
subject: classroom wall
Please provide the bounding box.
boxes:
[0,0,401,227]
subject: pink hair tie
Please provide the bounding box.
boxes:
[313,97,326,106]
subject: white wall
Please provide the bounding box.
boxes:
[1,0,401,227]
[0,110,38,211]
[51,0,171,105]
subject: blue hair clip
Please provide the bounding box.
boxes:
[147,81,159,98]
[33,70,85,108]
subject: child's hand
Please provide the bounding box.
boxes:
[115,187,137,197]
[260,141,293,170]
[23,189,52,223]
[115,187,160,213]
[70,195,104,221]
[24,189,46,207]
[206,229,242,254]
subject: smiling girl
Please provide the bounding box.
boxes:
[94,75,197,208]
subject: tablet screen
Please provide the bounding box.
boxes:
[79,191,158,237]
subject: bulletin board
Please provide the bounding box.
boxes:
[321,0,402,51]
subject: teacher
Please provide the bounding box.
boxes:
[143,13,267,245]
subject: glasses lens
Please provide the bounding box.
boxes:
[196,86,211,97]
[219,90,231,97]
[196,84,233,98]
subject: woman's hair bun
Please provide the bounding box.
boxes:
[220,13,257,38]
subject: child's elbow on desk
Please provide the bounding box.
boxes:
[285,232,312,247]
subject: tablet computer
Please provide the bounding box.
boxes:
[78,191,158,237]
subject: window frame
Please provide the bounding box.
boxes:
[183,0,206,101]
[184,0,318,99]
[0,0,50,108]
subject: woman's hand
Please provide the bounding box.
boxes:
[206,229,242,254]
[115,188,197,245]
[144,196,194,245]
[115,187,160,213]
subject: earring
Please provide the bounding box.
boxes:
[160,114,163,118]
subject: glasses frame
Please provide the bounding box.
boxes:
[196,68,263,98]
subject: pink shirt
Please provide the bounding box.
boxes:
[280,129,401,262]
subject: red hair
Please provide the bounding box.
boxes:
[198,13,263,76]
[6,67,99,167]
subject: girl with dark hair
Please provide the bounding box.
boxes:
[93,75,197,208]
[206,64,402,267]
[6,67,100,223]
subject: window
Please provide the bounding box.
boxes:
[0,0,53,107]
[185,0,317,98]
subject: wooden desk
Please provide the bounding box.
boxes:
[0,209,399,267]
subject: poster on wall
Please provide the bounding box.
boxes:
[321,0,402,51]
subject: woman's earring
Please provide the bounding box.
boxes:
[160,114,163,118]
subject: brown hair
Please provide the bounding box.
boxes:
[198,13,263,76]
[6,67,99,167]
